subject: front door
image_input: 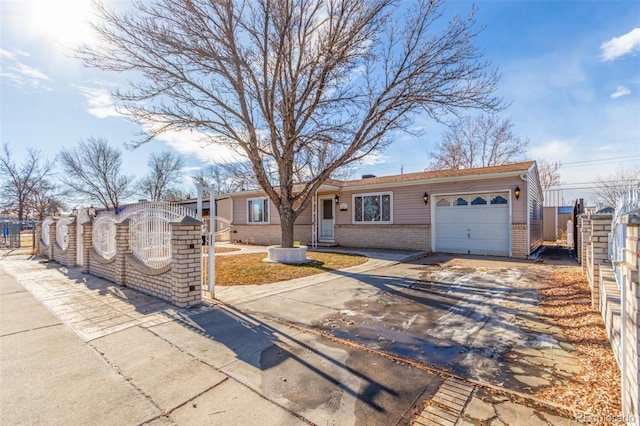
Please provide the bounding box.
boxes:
[319,198,335,241]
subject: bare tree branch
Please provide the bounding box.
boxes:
[0,143,54,220]
[537,159,562,191]
[58,137,136,211]
[138,151,185,201]
[592,167,640,208]
[428,114,527,170]
[78,0,503,246]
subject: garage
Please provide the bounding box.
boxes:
[433,193,510,256]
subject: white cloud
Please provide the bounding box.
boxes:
[146,125,241,165]
[528,139,574,163]
[601,28,640,61]
[610,85,631,99]
[73,83,120,118]
[0,48,51,91]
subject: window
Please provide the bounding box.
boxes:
[247,198,269,224]
[490,194,508,205]
[454,197,468,206]
[436,197,450,207]
[470,195,487,205]
[354,193,392,223]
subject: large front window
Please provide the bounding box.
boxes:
[353,193,392,223]
[248,198,269,224]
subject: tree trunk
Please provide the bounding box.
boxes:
[280,212,296,248]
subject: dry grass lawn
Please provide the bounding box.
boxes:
[215,251,367,286]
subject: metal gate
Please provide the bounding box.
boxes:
[1,221,21,248]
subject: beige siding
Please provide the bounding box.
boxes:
[216,197,232,221]
[334,176,526,225]
[233,196,280,225]
[527,164,544,253]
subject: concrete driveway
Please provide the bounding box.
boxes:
[221,249,582,399]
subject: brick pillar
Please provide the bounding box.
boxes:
[35,222,42,256]
[590,213,612,310]
[67,222,77,267]
[48,222,56,261]
[580,215,592,275]
[577,214,585,264]
[620,217,639,419]
[115,220,130,286]
[170,216,202,308]
[82,221,92,274]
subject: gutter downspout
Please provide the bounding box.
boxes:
[520,173,530,257]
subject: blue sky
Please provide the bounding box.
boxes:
[1,0,639,205]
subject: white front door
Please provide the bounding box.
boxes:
[319,198,335,240]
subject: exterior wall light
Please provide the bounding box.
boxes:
[335,194,340,204]
[423,192,429,204]
[514,185,521,200]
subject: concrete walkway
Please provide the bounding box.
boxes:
[1,249,438,425]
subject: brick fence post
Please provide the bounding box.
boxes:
[82,221,92,274]
[115,220,130,286]
[590,213,612,310]
[48,221,56,261]
[67,221,77,267]
[620,213,640,420]
[580,214,591,273]
[35,222,42,256]
[170,216,202,308]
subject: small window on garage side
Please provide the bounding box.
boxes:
[490,194,508,205]
[436,197,450,207]
[247,197,269,224]
[454,196,468,206]
[471,195,487,205]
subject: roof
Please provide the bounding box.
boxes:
[330,161,536,189]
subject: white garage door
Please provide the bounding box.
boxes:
[434,193,510,256]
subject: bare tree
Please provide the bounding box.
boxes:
[79,0,503,247]
[537,159,562,191]
[592,167,640,208]
[27,179,67,219]
[59,137,135,211]
[138,151,185,201]
[428,115,527,170]
[0,143,54,220]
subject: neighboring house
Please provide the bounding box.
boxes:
[183,161,543,258]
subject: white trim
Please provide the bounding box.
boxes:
[246,197,270,225]
[351,191,393,224]
[318,196,336,241]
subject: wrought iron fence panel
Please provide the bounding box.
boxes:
[42,217,54,246]
[610,189,640,289]
[56,217,74,251]
[92,213,117,259]
[124,201,199,269]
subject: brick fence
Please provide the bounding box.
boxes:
[578,211,639,420]
[35,215,202,308]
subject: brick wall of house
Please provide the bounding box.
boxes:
[334,224,431,251]
[511,224,528,258]
[231,225,312,246]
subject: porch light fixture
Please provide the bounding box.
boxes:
[335,194,340,204]
[514,186,521,200]
[423,192,429,205]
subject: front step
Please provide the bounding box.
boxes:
[314,241,338,247]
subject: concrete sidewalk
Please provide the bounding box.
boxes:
[1,250,439,425]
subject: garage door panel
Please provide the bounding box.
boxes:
[435,199,509,256]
